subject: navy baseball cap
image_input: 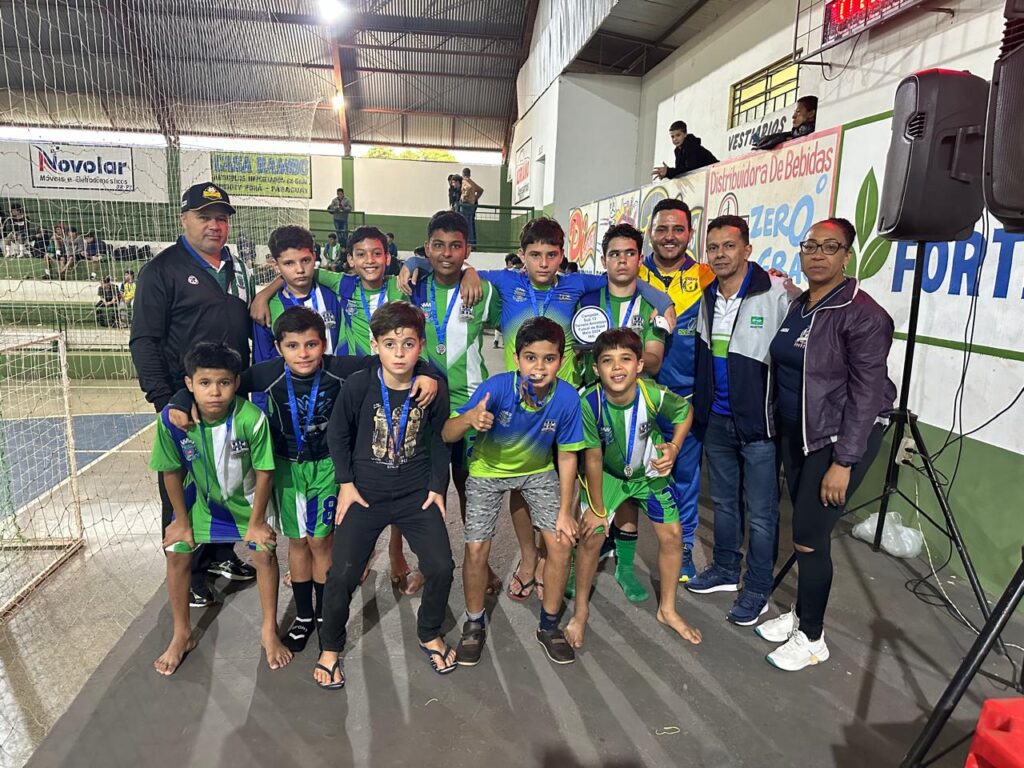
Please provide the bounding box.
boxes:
[180,182,236,214]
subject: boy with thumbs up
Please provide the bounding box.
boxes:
[442,317,585,667]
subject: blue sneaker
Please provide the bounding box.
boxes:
[685,563,740,593]
[727,589,770,626]
[678,544,697,583]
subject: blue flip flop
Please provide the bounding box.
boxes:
[314,659,345,689]
[420,642,458,675]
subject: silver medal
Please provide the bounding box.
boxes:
[436,343,447,355]
[623,464,633,478]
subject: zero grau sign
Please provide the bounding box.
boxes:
[30,143,135,192]
[210,152,311,199]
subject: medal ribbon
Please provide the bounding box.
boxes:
[285,368,321,459]
[603,288,640,330]
[600,386,640,476]
[428,276,461,354]
[378,368,412,462]
[527,282,555,318]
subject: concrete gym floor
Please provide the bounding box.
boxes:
[6,353,1023,768]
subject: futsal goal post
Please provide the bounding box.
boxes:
[0,332,84,621]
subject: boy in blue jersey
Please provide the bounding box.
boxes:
[402,218,675,598]
[442,317,584,666]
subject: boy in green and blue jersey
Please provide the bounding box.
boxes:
[150,341,289,676]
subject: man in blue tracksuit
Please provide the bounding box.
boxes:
[685,215,791,625]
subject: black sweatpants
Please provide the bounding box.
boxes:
[158,471,236,591]
[320,490,455,653]
[777,419,885,640]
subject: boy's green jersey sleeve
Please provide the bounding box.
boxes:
[149,417,184,471]
[658,387,691,425]
[315,268,344,293]
[246,409,277,471]
[485,282,502,328]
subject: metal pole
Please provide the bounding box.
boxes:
[873,240,927,550]
[900,551,1024,767]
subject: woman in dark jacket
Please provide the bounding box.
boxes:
[757,217,896,671]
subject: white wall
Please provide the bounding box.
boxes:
[351,158,501,217]
[509,79,561,211]
[553,74,641,224]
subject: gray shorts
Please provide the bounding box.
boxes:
[464,471,561,542]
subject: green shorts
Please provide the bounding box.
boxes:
[273,458,338,539]
[580,471,680,525]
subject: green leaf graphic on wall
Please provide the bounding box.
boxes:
[852,168,891,281]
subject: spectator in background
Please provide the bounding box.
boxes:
[653,121,718,179]
[754,95,818,151]
[327,187,353,243]
[237,231,257,265]
[504,252,523,271]
[458,167,484,245]
[322,233,343,271]
[121,270,136,308]
[95,276,121,327]
[2,204,41,256]
[385,236,403,277]
[386,232,399,260]
[448,174,463,209]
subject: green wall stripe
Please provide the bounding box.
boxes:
[893,332,1024,363]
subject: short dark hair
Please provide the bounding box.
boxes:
[184,341,243,377]
[268,225,315,261]
[505,253,523,268]
[273,306,327,343]
[427,209,470,241]
[462,167,471,176]
[520,217,564,251]
[706,215,750,244]
[601,223,644,255]
[797,95,818,113]
[515,316,565,356]
[11,203,23,211]
[563,261,579,273]
[669,120,687,133]
[336,187,344,193]
[101,275,111,283]
[327,233,337,241]
[386,232,395,239]
[124,270,134,277]
[820,217,856,248]
[592,328,643,362]
[348,225,388,253]
[651,198,692,230]
[369,300,425,340]
[413,246,426,257]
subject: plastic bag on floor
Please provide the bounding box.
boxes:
[852,511,924,558]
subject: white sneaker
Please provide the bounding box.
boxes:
[755,609,798,643]
[766,630,830,671]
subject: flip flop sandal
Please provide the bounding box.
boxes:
[313,660,345,690]
[506,560,536,601]
[420,643,458,675]
[535,580,545,602]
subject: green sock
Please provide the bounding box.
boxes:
[614,536,650,603]
[564,549,576,599]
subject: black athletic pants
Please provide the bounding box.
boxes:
[158,471,237,591]
[320,490,454,653]
[777,419,884,640]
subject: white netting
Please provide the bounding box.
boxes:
[0,1,330,763]
[0,333,81,619]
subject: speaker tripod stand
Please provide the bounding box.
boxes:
[771,240,1013,669]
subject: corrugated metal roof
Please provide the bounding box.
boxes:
[0,0,528,149]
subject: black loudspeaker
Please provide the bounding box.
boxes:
[878,69,989,242]
[984,1,1024,233]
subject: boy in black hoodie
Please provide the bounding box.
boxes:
[653,120,718,179]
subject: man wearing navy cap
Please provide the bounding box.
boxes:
[130,182,258,606]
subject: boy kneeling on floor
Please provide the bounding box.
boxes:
[315,301,456,688]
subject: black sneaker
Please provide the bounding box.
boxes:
[209,559,256,581]
[536,628,576,665]
[456,621,486,666]
[189,585,215,608]
[283,616,316,652]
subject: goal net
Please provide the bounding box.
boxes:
[0,0,329,761]
[0,333,82,620]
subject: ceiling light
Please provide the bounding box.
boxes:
[319,0,346,23]
[331,91,345,110]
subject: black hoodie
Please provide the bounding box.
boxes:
[667,133,719,178]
